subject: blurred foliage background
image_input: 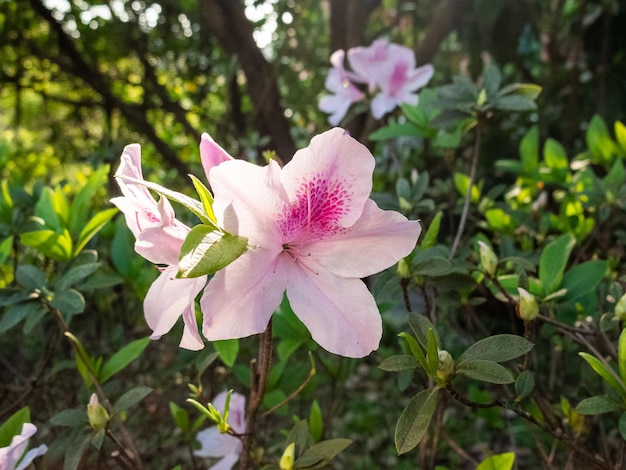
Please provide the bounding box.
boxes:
[1,0,626,468]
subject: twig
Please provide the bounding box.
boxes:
[261,354,315,418]
[450,117,483,258]
[240,319,273,469]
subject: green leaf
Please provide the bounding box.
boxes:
[395,387,440,454]
[20,229,73,262]
[286,419,310,459]
[0,407,30,448]
[619,412,626,440]
[398,333,427,371]
[561,260,608,301]
[619,329,626,384]
[295,438,352,468]
[177,226,248,278]
[50,408,89,427]
[579,352,626,397]
[116,174,213,225]
[112,386,153,416]
[485,208,512,232]
[0,235,14,266]
[515,370,535,400]
[426,329,439,376]
[99,337,150,383]
[454,172,480,203]
[0,301,46,332]
[50,289,85,316]
[458,334,533,367]
[497,83,542,100]
[214,339,239,367]
[586,115,618,163]
[34,186,66,232]
[539,233,575,296]
[369,122,421,141]
[493,95,537,111]
[91,429,105,450]
[170,402,190,434]
[477,452,515,470]
[456,359,514,384]
[408,313,441,352]
[420,212,442,250]
[379,355,420,372]
[74,208,118,256]
[190,174,217,224]
[68,165,109,235]
[615,121,626,153]
[576,395,623,415]
[519,126,539,174]
[15,264,46,290]
[309,400,323,443]
[64,432,93,470]
[413,257,452,277]
[543,138,569,170]
[482,64,502,100]
[57,263,101,291]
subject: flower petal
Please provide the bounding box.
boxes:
[210,159,285,247]
[305,199,421,277]
[201,247,285,341]
[180,303,205,350]
[285,263,382,357]
[194,426,242,461]
[144,266,206,348]
[200,133,235,182]
[15,445,48,470]
[281,128,375,229]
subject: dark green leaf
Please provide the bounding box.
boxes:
[112,386,153,416]
[91,429,105,450]
[177,226,247,278]
[413,257,452,276]
[0,301,46,332]
[482,64,501,100]
[379,355,420,372]
[576,395,623,415]
[169,402,190,434]
[515,371,535,400]
[295,438,352,468]
[458,334,533,366]
[309,401,323,443]
[65,432,93,470]
[395,387,440,454]
[426,329,439,376]
[50,409,89,427]
[369,122,421,141]
[493,95,537,111]
[99,337,150,383]
[398,333,427,370]
[286,419,310,459]
[15,265,46,290]
[579,352,625,397]
[456,360,515,384]
[539,233,575,296]
[57,263,101,291]
[561,260,608,301]
[408,313,441,351]
[50,289,85,316]
[619,412,626,441]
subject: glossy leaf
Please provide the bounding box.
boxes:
[579,352,626,397]
[74,208,118,256]
[99,337,150,383]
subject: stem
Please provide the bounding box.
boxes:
[401,278,412,312]
[450,117,483,259]
[239,319,273,469]
[261,356,315,418]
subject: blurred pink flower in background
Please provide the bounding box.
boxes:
[318,50,365,126]
[195,392,246,470]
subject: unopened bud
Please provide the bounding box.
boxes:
[477,241,498,276]
[87,393,109,431]
[436,349,455,383]
[615,293,626,322]
[397,258,411,279]
[517,288,539,321]
[279,442,295,470]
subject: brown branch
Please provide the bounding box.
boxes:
[199,0,295,163]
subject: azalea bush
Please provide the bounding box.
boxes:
[2,6,626,470]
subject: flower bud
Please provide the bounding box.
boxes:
[279,442,295,470]
[436,349,455,383]
[517,288,538,321]
[615,293,626,322]
[477,241,498,276]
[87,393,109,431]
[397,258,411,279]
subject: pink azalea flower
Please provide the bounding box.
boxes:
[347,38,393,93]
[200,132,234,182]
[111,144,206,350]
[0,423,47,470]
[318,50,365,126]
[194,391,246,470]
[201,128,421,357]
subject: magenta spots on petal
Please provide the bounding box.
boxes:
[278,173,351,246]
